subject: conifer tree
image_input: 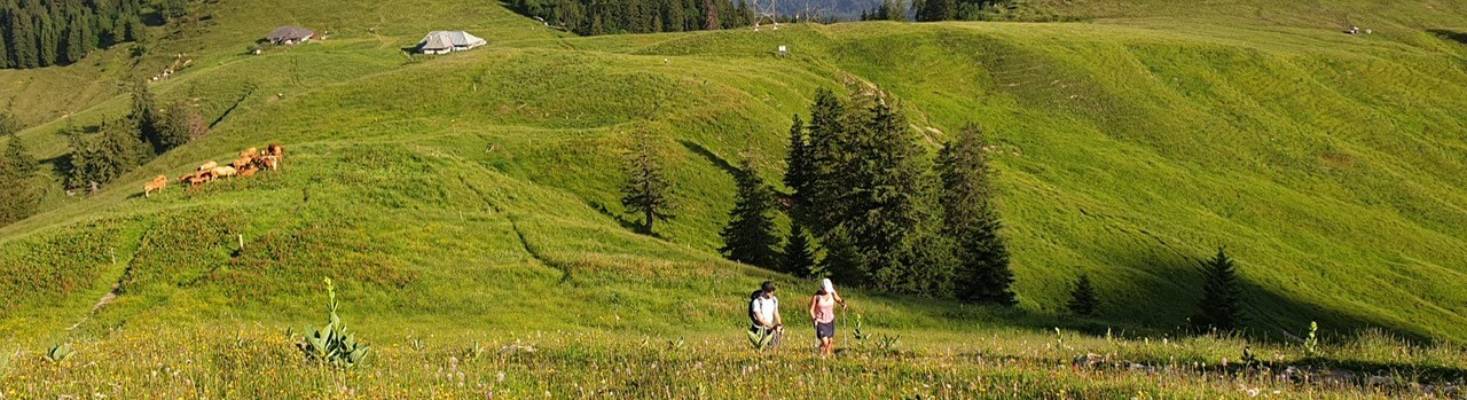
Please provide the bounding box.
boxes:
[1067,273,1099,316]
[703,0,719,30]
[841,97,924,291]
[720,158,781,268]
[62,125,89,189]
[782,114,811,216]
[620,133,675,235]
[819,226,867,284]
[802,88,848,234]
[939,124,1015,305]
[0,112,20,136]
[783,222,817,277]
[0,18,10,68]
[129,79,164,153]
[91,119,147,185]
[0,134,39,224]
[1192,247,1243,332]
[157,100,206,150]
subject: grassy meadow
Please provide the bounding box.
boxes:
[1,0,1466,397]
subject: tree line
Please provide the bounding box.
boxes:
[862,0,1074,22]
[620,87,1017,305]
[506,0,757,36]
[0,0,151,69]
[63,80,206,193]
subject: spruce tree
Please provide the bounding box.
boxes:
[1067,273,1099,316]
[1192,247,1242,332]
[0,134,38,224]
[620,133,674,235]
[0,18,10,68]
[819,226,867,284]
[719,158,781,268]
[782,114,811,216]
[157,100,205,150]
[783,222,817,277]
[841,98,924,292]
[802,88,848,234]
[0,112,20,136]
[129,79,164,153]
[702,0,719,30]
[939,124,1016,305]
[63,125,90,189]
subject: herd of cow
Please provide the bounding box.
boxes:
[144,144,285,197]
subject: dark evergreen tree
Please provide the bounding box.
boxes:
[819,226,867,284]
[1067,273,1099,316]
[506,0,744,36]
[802,88,848,234]
[1192,247,1243,332]
[0,112,20,136]
[839,97,925,292]
[62,124,88,189]
[916,0,957,21]
[157,100,205,151]
[160,0,188,22]
[783,222,816,277]
[782,114,812,215]
[703,0,720,30]
[91,119,147,184]
[129,79,165,153]
[939,124,1015,305]
[720,158,781,268]
[0,14,9,68]
[1,0,143,69]
[0,133,39,224]
[620,133,675,235]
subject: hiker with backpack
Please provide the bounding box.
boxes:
[808,278,846,357]
[750,281,783,347]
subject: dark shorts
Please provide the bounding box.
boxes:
[816,321,836,339]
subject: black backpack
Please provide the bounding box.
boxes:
[747,290,764,324]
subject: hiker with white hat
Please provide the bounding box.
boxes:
[808,278,847,357]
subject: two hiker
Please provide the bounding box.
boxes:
[749,278,847,356]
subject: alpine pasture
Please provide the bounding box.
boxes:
[1,0,1466,398]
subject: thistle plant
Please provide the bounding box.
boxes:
[295,278,370,368]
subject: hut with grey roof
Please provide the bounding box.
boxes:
[266,26,315,45]
[416,31,487,55]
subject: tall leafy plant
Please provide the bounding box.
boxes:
[295,278,370,368]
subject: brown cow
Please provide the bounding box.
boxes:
[231,156,255,170]
[240,147,259,159]
[179,171,212,188]
[144,175,168,198]
[265,143,285,170]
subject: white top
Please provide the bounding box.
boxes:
[752,295,778,326]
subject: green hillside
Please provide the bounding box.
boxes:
[2,0,1466,397]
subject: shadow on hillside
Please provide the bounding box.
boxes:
[1080,243,1438,345]
[678,140,740,178]
[1427,29,1467,45]
[587,199,665,240]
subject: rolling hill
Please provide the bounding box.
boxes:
[1,0,1466,396]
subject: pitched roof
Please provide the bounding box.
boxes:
[418,31,487,50]
[267,26,315,42]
